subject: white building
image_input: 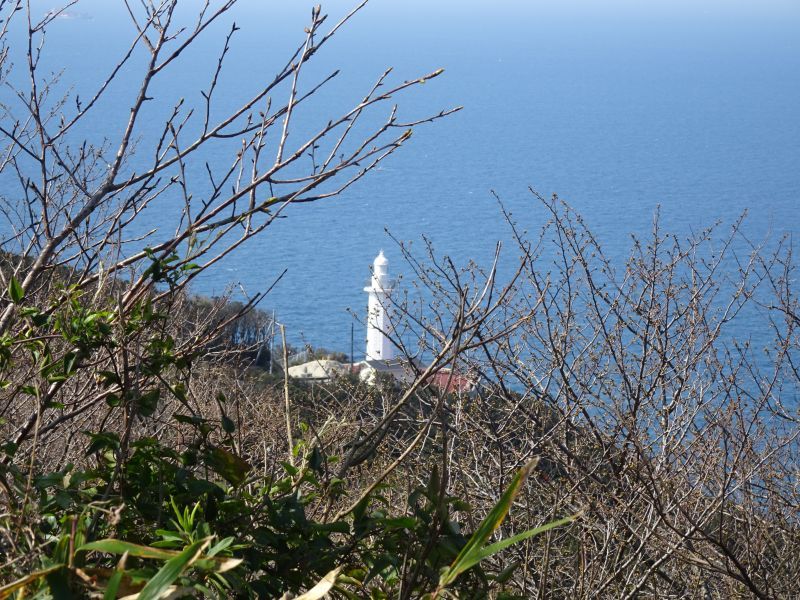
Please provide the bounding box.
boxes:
[364,250,395,361]
[287,359,348,381]
[287,250,475,393]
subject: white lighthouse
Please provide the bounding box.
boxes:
[364,250,395,361]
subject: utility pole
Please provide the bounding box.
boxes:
[269,309,276,375]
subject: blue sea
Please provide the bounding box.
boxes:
[4,0,800,354]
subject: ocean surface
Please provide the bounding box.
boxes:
[3,0,800,354]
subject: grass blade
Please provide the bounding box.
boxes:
[295,567,342,600]
[439,458,538,588]
[0,565,64,599]
[135,538,210,600]
[103,570,124,600]
[456,513,579,575]
[78,539,180,561]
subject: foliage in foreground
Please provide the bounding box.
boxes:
[1,0,798,597]
[0,377,573,598]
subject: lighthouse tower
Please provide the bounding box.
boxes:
[364,250,395,361]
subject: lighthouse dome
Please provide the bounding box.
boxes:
[373,250,388,267]
[373,250,389,278]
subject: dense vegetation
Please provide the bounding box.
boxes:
[1,1,798,598]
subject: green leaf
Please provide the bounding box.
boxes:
[206,536,234,557]
[195,556,243,574]
[221,415,235,434]
[204,446,250,486]
[454,462,532,561]
[434,459,575,596]
[136,388,160,417]
[171,382,187,401]
[493,560,520,584]
[96,370,120,387]
[352,494,370,528]
[460,513,578,576]
[44,567,71,600]
[63,352,78,377]
[85,431,121,456]
[78,539,179,561]
[383,516,418,529]
[281,461,299,476]
[103,570,123,600]
[136,538,210,600]
[174,413,207,426]
[2,441,18,456]
[313,521,351,534]
[309,445,324,473]
[8,276,24,304]
[79,538,241,574]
